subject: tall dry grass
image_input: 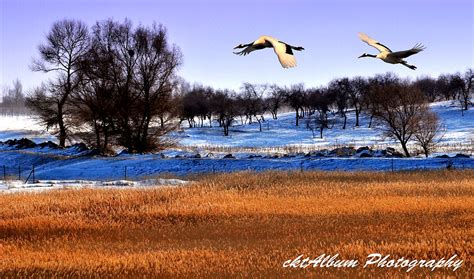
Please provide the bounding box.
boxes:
[0,170,473,278]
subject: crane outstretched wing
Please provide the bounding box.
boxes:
[390,44,425,58]
[267,40,297,68]
[358,32,392,53]
[233,45,257,56]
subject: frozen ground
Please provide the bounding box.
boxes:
[0,178,189,193]
[0,114,57,143]
[0,147,471,183]
[0,100,472,182]
[2,101,472,151]
[172,100,473,153]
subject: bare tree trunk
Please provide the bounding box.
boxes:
[257,117,262,132]
[271,111,277,119]
[57,105,67,147]
[355,108,360,127]
[223,123,229,136]
[400,142,410,158]
[93,119,101,150]
[103,128,109,154]
[368,114,374,128]
[295,108,299,126]
[342,113,347,129]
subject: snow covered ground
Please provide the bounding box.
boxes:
[0,100,472,183]
[2,147,468,187]
[0,101,474,152]
[173,100,473,153]
[0,145,471,184]
[0,114,57,143]
[2,101,472,151]
[0,178,189,193]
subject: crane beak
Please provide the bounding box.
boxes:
[358,54,365,58]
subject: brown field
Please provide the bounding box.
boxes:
[0,170,473,278]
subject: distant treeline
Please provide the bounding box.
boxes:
[178,71,474,131]
[19,18,474,156]
[0,79,29,115]
[177,71,472,157]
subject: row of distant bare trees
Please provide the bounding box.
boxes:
[176,71,472,157]
[24,19,472,156]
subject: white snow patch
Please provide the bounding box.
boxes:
[0,114,56,143]
[0,178,189,193]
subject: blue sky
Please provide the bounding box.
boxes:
[0,0,472,92]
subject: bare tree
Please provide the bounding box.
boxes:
[304,88,321,116]
[266,84,284,120]
[70,76,117,154]
[362,88,377,128]
[29,19,89,147]
[435,74,452,101]
[414,76,438,102]
[180,85,211,128]
[213,90,238,136]
[133,23,182,152]
[284,83,305,126]
[202,86,215,127]
[86,19,182,153]
[315,89,334,139]
[329,78,352,129]
[446,73,466,116]
[459,68,473,112]
[365,73,400,128]
[239,83,267,126]
[305,88,334,139]
[372,81,428,157]
[70,30,119,153]
[413,112,445,157]
[349,77,367,127]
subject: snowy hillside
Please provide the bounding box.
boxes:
[2,100,471,152]
[174,100,473,154]
[0,100,472,182]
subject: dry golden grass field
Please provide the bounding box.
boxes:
[0,170,473,278]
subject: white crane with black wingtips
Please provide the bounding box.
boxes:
[357,32,425,70]
[234,35,304,68]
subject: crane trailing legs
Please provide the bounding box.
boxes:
[357,32,425,70]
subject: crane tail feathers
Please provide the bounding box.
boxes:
[277,52,297,68]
